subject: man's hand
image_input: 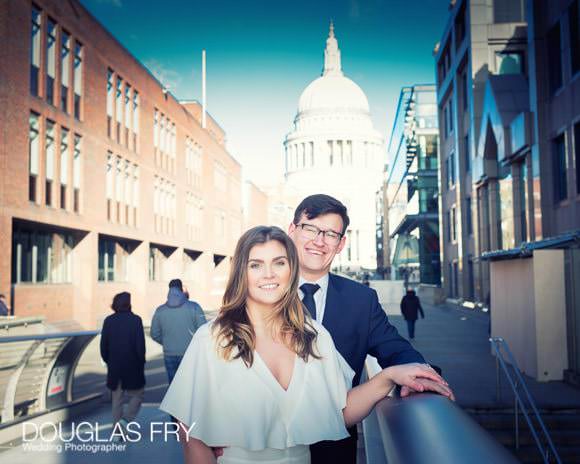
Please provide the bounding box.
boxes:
[401,377,455,401]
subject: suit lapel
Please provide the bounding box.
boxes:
[322,273,342,328]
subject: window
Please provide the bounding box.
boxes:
[12,224,74,284]
[465,196,472,235]
[464,134,470,174]
[149,245,172,281]
[495,51,524,75]
[60,30,71,112]
[73,41,83,119]
[45,120,55,206]
[107,69,114,137]
[446,210,452,242]
[106,153,113,220]
[46,18,57,105]
[132,91,139,150]
[454,3,466,50]
[575,122,580,195]
[444,97,454,138]
[60,127,69,209]
[116,156,123,222]
[493,0,525,23]
[553,133,567,202]
[447,151,456,188]
[451,205,457,242]
[518,161,529,242]
[98,236,130,282]
[570,0,580,76]
[132,165,139,226]
[462,72,469,110]
[116,76,123,141]
[547,21,563,94]
[124,84,132,146]
[29,113,40,202]
[73,135,81,212]
[30,5,41,96]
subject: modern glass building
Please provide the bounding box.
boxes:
[382,85,441,286]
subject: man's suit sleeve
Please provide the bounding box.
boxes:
[367,289,426,367]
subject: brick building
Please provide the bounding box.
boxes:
[0,0,245,327]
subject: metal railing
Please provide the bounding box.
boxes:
[362,356,518,464]
[0,330,100,426]
[490,337,562,464]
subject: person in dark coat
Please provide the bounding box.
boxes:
[100,292,146,432]
[400,289,425,339]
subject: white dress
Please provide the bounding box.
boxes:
[160,321,354,464]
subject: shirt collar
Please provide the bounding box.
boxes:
[299,273,329,293]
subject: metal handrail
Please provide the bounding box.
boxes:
[0,330,100,425]
[490,337,562,464]
[362,356,518,463]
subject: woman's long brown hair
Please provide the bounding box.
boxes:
[212,226,320,367]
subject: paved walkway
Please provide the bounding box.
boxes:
[386,303,580,410]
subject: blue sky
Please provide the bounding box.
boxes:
[81,0,450,187]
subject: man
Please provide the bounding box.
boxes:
[288,194,453,463]
[151,279,207,383]
[401,289,425,339]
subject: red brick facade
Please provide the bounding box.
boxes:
[0,0,244,327]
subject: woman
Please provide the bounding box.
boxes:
[160,226,450,463]
[100,291,146,434]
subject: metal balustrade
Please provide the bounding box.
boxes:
[362,356,519,464]
[0,331,99,426]
[490,337,562,464]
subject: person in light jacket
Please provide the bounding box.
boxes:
[151,279,207,383]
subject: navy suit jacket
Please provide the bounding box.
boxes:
[322,273,425,387]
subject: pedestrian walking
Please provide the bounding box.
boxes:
[0,295,9,316]
[100,292,146,438]
[400,289,425,339]
[151,279,207,384]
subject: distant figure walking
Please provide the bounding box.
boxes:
[100,292,146,435]
[400,289,425,339]
[0,295,9,316]
[151,279,207,384]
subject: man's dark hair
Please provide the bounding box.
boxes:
[111,292,131,313]
[169,279,183,291]
[293,194,350,234]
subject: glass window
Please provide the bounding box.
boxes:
[60,30,71,112]
[553,133,568,202]
[30,5,42,96]
[548,21,563,94]
[575,122,580,195]
[465,196,472,235]
[149,245,170,281]
[518,161,529,243]
[45,120,55,206]
[495,51,524,75]
[107,69,114,133]
[570,0,580,76]
[12,225,74,284]
[46,18,57,105]
[493,0,525,23]
[60,127,69,209]
[73,41,83,119]
[73,135,81,213]
[98,236,130,282]
[497,164,514,250]
[29,113,40,202]
[124,84,131,130]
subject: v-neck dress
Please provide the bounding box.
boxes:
[159,321,355,464]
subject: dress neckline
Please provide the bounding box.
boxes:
[253,350,298,393]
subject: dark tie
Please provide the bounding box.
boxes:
[300,283,320,320]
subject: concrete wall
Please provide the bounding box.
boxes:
[533,250,568,381]
[490,250,569,381]
[490,257,537,377]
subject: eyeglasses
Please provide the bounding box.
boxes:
[296,223,343,245]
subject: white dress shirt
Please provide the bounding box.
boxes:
[298,274,329,324]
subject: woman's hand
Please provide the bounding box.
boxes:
[380,363,454,400]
